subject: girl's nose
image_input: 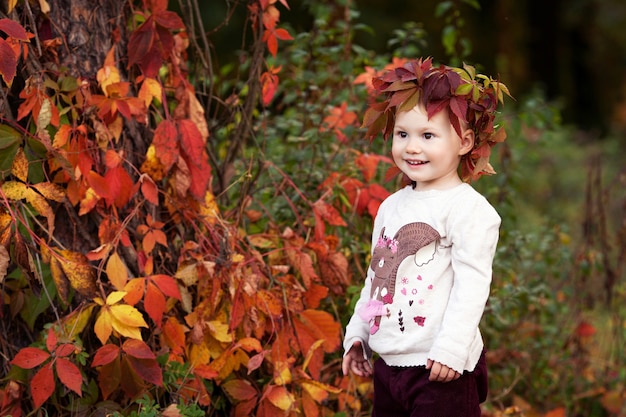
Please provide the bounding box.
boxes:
[405,136,422,153]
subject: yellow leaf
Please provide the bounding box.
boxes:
[189,343,211,367]
[0,245,9,283]
[59,304,95,340]
[265,385,295,411]
[1,181,27,200]
[7,0,18,13]
[106,252,128,290]
[199,191,219,225]
[109,304,148,340]
[187,88,209,141]
[175,263,198,286]
[97,47,121,97]
[32,182,65,202]
[138,78,162,107]
[273,361,292,385]
[38,0,50,14]
[38,99,53,131]
[106,291,127,305]
[57,249,98,299]
[302,339,325,373]
[49,250,70,303]
[94,307,113,344]
[207,320,232,343]
[301,380,340,403]
[11,148,28,182]
[26,188,56,236]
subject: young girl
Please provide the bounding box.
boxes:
[342,58,510,416]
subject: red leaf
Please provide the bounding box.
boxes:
[222,379,258,402]
[97,359,121,400]
[313,200,347,227]
[11,347,50,369]
[31,364,55,409]
[126,356,163,387]
[273,28,293,41]
[92,344,120,367]
[55,358,83,396]
[45,328,57,353]
[105,166,134,208]
[260,70,279,106]
[154,11,185,30]
[153,119,179,171]
[0,38,17,86]
[150,274,181,300]
[122,339,156,360]
[178,119,211,200]
[55,343,76,358]
[127,16,155,70]
[576,320,596,337]
[0,18,29,40]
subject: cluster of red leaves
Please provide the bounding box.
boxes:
[0,0,366,415]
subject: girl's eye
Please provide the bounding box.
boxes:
[396,131,407,138]
[423,133,433,139]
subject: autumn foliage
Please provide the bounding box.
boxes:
[0,0,371,414]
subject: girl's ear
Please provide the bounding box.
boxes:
[459,128,475,156]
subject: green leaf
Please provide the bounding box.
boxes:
[0,124,22,177]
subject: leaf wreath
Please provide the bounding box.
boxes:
[361,57,512,182]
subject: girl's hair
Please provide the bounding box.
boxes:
[360,57,511,182]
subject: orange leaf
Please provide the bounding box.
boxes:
[11,347,50,369]
[264,385,294,411]
[304,284,329,309]
[162,317,186,355]
[55,357,83,396]
[87,170,113,200]
[544,407,566,417]
[144,281,166,325]
[299,309,341,353]
[123,278,145,306]
[31,364,55,409]
[140,174,159,204]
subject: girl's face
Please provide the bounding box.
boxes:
[391,104,474,191]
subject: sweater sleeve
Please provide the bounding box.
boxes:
[428,194,501,372]
[342,197,391,358]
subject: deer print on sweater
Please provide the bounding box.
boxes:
[358,222,441,334]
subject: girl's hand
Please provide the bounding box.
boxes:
[342,341,373,377]
[426,359,461,382]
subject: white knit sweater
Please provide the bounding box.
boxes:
[343,183,500,373]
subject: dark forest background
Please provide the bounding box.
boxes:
[204,0,626,136]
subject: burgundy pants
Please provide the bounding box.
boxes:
[371,351,488,417]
